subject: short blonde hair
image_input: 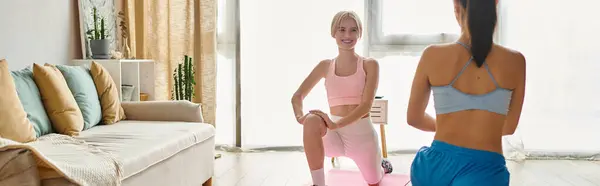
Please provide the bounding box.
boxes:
[330,10,363,38]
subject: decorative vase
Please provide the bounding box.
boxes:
[121,84,135,101]
[90,39,110,59]
[122,38,131,59]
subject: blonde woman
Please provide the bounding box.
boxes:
[291,10,393,186]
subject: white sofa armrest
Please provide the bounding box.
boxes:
[121,100,204,122]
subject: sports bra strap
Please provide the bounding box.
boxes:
[451,41,500,88]
[483,62,500,88]
[329,58,337,75]
[357,57,363,72]
[449,57,473,85]
[456,41,470,50]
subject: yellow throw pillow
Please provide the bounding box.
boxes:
[32,63,84,136]
[0,59,37,142]
[90,62,126,124]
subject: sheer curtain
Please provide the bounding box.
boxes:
[498,0,600,159]
[123,0,217,124]
[240,0,364,148]
[215,0,237,146]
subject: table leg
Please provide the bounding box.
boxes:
[380,124,388,158]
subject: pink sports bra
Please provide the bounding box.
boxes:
[324,57,366,107]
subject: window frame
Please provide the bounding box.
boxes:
[366,0,461,47]
[364,0,506,50]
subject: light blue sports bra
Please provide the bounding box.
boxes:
[431,41,512,115]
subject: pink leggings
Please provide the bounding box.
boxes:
[323,115,384,184]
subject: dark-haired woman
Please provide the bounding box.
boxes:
[406,0,526,185]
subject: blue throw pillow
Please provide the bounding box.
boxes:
[55,65,102,130]
[11,67,54,137]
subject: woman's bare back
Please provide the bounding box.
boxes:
[424,43,526,154]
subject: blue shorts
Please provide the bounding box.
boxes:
[410,140,510,186]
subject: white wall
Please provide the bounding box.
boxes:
[0,0,81,70]
[240,0,365,148]
[500,0,600,154]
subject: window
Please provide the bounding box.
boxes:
[215,0,237,146]
[217,0,236,45]
[367,0,461,46]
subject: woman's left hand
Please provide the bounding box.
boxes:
[309,110,338,129]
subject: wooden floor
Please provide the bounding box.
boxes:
[212,151,600,186]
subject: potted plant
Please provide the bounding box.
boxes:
[87,7,110,59]
[171,55,196,101]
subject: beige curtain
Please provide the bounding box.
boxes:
[123,0,217,125]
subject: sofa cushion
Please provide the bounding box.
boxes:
[75,120,215,178]
[55,65,102,130]
[0,59,37,142]
[32,63,84,136]
[89,62,126,124]
[11,67,54,137]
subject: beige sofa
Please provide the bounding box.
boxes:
[0,101,215,186]
[0,60,215,185]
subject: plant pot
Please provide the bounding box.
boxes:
[121,84,135,101]
[90,39,110,59]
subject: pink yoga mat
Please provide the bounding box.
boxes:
[326,169,411,186]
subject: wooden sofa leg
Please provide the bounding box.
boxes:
[202,177,213,186]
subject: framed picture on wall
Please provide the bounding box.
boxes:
[77,0,117,59]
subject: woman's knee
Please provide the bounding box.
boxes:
[303,114,325,126]
[354,156,384,185]
[303,114,327,136]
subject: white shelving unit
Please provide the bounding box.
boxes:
[71,59,155,102]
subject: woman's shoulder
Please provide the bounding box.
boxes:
[318,58,333,64]
[422,43,525,62]
[493,44,525,60]
[317,59,333,68]
[421,43,456,58]
[313,59,333,75]
[492,44,526,68]
[418,43,455,65]
[361,57,378,66]
[358,57,379,73]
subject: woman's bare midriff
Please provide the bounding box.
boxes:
[330,104,370,119]
[433,110,506,154]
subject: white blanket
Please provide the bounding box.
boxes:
[0,134,123,186]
